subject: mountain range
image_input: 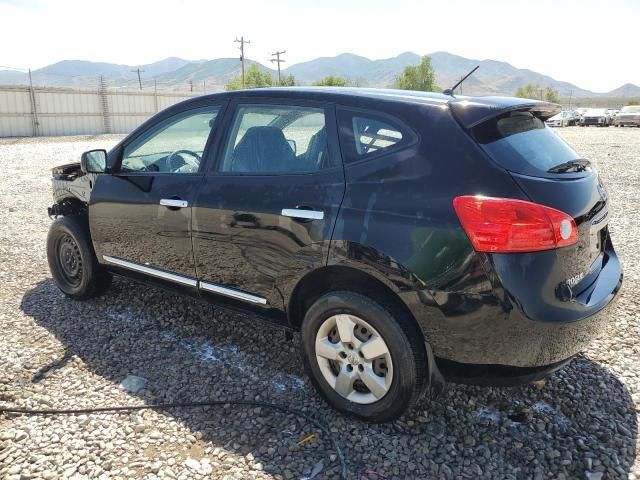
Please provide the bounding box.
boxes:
[1,51,638,98]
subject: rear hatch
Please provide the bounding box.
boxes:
[452,102,618,309]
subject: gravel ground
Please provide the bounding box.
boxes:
[0,128,638,480]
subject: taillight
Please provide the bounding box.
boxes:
[453,196,578,253]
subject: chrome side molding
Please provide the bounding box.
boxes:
[199,281,267,305]
[281,208,324,220]
[102,255,267,305]
[102,255,198,287]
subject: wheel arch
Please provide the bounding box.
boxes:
[48,196,89,218]
[287,263,422,337]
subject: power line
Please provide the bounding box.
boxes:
[131,68,145,90]
[234,36,251,88]
[0,65,29,72]
[270,50,286,85]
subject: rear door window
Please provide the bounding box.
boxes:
[219,104,332,173]
[472,111,581,176]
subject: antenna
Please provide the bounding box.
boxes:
[443,65,479,96]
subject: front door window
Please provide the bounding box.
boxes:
[121,106,220,174]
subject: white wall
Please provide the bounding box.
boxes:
[0,85,198,138]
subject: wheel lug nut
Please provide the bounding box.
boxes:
[358,365,364,372]
[346,365,353,372]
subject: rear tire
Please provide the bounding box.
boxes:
[47,216,112,299]
[301,290,427,422]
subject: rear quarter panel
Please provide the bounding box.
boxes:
[328,100,532,361]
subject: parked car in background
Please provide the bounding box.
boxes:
[581,108,610,127]
[569,110,582,125]
[615,105,640,127]
[546,111,573,127]
[544,110,580,127]
[574,108,589,124]
[45,88,622,422]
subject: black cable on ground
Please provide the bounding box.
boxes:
[0,399,348,480]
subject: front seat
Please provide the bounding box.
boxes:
[231,126,295,172]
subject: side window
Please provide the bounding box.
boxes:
[121,105,220,174]
[338,108,412,164]
[353,116,403,155]
[220,104,330,173]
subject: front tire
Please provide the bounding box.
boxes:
[47,216,112,299]
[301,291,427,422]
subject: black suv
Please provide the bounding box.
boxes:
[47,88,622,422]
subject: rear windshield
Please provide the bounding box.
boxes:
[472,111,581,176]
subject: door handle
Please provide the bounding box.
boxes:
[160,198,188,208]
[281,208,324,221]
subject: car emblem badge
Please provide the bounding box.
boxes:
[347,352,361,366]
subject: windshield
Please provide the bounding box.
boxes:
[472,111,581,176]
[585,109,607,116]
[621,106,640,113]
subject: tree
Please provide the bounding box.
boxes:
[544,87,560,104]
[627,98,640,106]
[225,63,273,90]
[515,84,559,103]
[394,56,439,92]
[279,74,297,87]
[312,76,349,87]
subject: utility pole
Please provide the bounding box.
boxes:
[27,68,39,137]
[189,79,193,92]
[270,50,286,85]
[131,68,144,90]
[568,89,573,110]
[234,36,251,88]
[153,79,158,112]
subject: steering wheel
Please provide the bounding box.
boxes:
[166,149,201,173]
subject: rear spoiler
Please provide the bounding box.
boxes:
[448,96,561,129]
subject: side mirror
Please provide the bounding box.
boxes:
[80,149,108,173]
[287,139,297,155]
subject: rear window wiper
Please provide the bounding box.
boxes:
[547,159,591,173]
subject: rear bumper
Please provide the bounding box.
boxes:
[425,293,619,367]
[409,249,622,369]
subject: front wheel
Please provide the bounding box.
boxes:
[47,216,112,299]
[301,291,428,422]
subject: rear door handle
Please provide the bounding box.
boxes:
[281,208,324,220]
[160,198,188,208]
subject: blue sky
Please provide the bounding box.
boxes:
[1,0,638,92]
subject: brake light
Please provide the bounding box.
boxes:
[453,196,577,253]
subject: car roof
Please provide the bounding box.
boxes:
[181,87,560,128]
